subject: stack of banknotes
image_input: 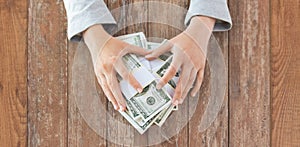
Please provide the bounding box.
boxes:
[116,32,179,134]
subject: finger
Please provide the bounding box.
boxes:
[156,53,182,89]
[97,74,119,110]
[119,45,150,58]
[106,72,127,111]
[114,60,143,93]
[172,65,192,105]
[145,41,173,60]
[191,69,205,97]
[180,68,197,104]
[127,45,151,56]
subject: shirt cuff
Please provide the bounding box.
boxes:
[66,1,116,41]
[184,0,232,31]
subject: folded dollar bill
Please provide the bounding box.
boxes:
[116,32,179,134]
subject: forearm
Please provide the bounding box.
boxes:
[184,16,215,56]
[191,16,216,31]
[83,24,112,63]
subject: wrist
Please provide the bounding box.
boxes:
[83,24,111,54]
[184,16,215,55]
[190,16,216,31]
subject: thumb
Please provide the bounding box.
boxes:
[145,41,173,60]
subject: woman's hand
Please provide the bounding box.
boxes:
[83,25,149,111]
[145,16,215,105]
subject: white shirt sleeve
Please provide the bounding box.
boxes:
[185,0,232,31]
[63,0,232,41]
[63,0,116,41]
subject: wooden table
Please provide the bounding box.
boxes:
[1,0,300,146]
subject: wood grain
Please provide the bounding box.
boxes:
[67,42,107,147]
[103,0,150,146]
[271,0,300,146]
[105,0,130,146]
[188,32,229,147]
[147,1,189,146]
[27,0,68,146]
[0,0,28,146]
[125,0,150,146]
[228,0,271,146]
[2,0,300,146]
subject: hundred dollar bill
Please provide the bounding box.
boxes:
[116,33,155,99]
[118,54,155,99]
[145,40,172,72]
[147,42,160,49]
[146,41,179,126]
[125,98,151,126]
[153,56,180,97]
[116,32,173,133]
[119,107,160,134]
[129,81,172,122]
[153,56,181,126]
[154,105,175,127]
[117,32,152,70]
[125,95,158,126]
[116,32,147,48]
[125,98,140,119]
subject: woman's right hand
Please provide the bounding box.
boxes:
[83,25,150,111]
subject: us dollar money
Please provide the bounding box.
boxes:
[119,107,160,134]
[146,41,172,72]
[117,32,151,71]
[154,105,175,127]
[116,32,147,48]
[129,81,172,122]
[153,56,180,97]
[117,33,156,99]
[116,33,174,134]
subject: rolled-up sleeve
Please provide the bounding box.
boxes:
[185,0,232,31]
[63,0,116,41]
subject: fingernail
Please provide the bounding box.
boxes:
[173,100,179,106]
[191,93,196,97]
[137,88,143,93]
[145,55,155,60]
[156,83,162,89]
[120,105,126,111]
[145,55,152,58]
[113,105,119,110]
[179,99,184,104]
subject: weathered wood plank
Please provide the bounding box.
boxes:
[28,0,68,146]
[67,42,107,147]
[105,0,150,146]
[125,0,150,146]
[188,32,229,147]
[228,0,270,146]
[105,0,129,146]
[0,0,28,146]
[147,0,189,146]
[271,0,300,146]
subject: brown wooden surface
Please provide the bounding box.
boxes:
[228,0,271,146]
[0,0,28,146]
[0,0,300,146]
[126,1,150,146]
[148,1,190,147]
[27,0,68,146]
[67,42,107,147]
[188,32,229,146]
[271,0,300,146]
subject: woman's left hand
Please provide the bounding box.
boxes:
[145,16,215,105]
